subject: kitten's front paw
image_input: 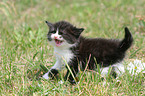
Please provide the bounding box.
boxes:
[42,72,49,79]
[43,69,59,80]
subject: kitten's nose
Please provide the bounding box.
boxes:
[54,36,57,39]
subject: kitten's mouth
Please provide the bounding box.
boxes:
[54,39,64,46]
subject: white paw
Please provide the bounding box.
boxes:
[42,72,49,79]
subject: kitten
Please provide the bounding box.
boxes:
[43,21,133,84]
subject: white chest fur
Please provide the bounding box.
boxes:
[43,46,74,79]
[54,47,74,64]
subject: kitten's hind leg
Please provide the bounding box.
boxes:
[100,66,117,79]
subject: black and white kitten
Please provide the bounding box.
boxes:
[43,21,133,84]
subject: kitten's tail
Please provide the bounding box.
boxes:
[118,27,133,52]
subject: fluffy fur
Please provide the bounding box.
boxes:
[43,21,133,84]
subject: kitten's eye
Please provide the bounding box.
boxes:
[59,31,63,35]
[50,31,56,34]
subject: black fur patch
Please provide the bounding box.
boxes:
[48,69,59,79]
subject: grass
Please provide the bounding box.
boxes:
[0,0,145,95]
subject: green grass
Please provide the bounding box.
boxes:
[0,0,145,95]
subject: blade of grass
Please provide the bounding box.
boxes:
[62,57,81,93]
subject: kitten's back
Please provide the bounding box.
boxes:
[78,27,133,66]
[79,27,133,54]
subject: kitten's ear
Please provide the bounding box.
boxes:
[73,28,84,36]
[45,21,54,30]
[77,28,84,33]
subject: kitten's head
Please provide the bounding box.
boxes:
[45,21,84,47]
